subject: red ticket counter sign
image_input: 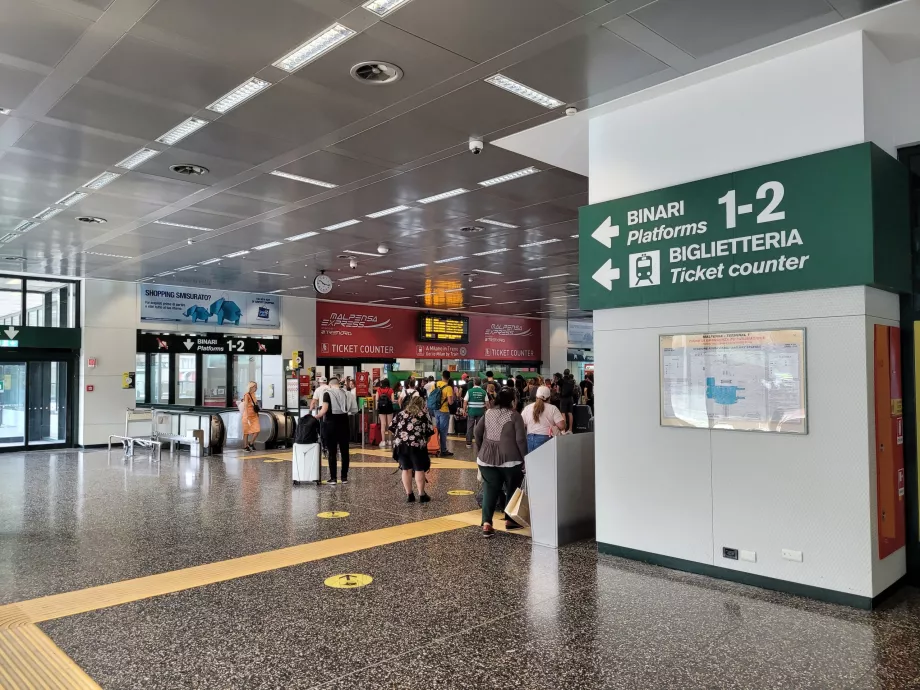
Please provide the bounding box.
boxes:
[356,371,370,397]
[874,324,906,559]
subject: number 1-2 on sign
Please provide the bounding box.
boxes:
[226,339,245,352]
[718,181,786,229]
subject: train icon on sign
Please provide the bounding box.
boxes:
[629,250,661,288]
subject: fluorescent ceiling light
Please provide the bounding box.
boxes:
[470,295,492,299]
[505,278,533,284]
[473,268,502,275]
[570,234,579,238]
[528,267,546,272]
[198,258,221,265]
[416,188,467,204]
[366,205,410,218]
[83,171,121,190]
[223,250,250,258]
[0,234,19,243]
[156,117,208,145]
[33,207,62,221]
[398,263,427,270]
[473,284,497,288]
[442,288,464,293]
[484,74,564,109]
[269,289,287,293]
[0,108,10,116]
[174,265,197,272]
[207,77,271,113]
[155,220,214,232]
[116,148,160,170]
[567,282,579,286]
[139,277,155,282]
[285,231,319,242]
[253,270,289,276]
[496,301,517,305]
[273,23,356,72]
[377,285,405,289]
[468,303,491,308]
[367,270,393,275]
[524,298,544,302]
[155,271,174,277]
[472,248,510,256]
[390,296,412,300]
[323,219,360,231]
[346,250,382,258]
[337,275,362,281]
[477,218,517,229]
[83,251,132,259]
[252,241,283,250]
[269,170,337,188]
[478,167,540,187]
[520,238,562,247]
[56,191,87,207]
[434,256,467,264]
[362,0,414,16]
[13,221,38,232]
[540,273,570,279]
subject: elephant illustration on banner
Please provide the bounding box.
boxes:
[210,297,242,326]
[184,305,211,323]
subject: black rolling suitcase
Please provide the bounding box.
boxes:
[453,415,467,436]
[573,405,593,433]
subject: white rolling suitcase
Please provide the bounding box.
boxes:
[292,443,321,485]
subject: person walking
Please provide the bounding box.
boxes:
[239,381,261,452]
[474,387,527,538]
[514,375,527,412]
[315,376,357,484]
[521,385,566,453]
[375,378,396,448]
[462,377,487,449]
[389,394,434,503]
[427,370,455,457]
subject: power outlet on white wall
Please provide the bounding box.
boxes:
[782,549,803,562]
[739,550,756,563]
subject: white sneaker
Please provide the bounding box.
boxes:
[379,442,386,448]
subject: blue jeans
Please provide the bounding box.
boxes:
[527,433,551,453]
[435,411,451,452]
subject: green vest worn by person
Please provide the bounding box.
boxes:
[466,385,487,417]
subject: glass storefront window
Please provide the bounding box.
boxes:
[25,281,76,328]
[150,354,170,405]
[233,355,262,405]
[203,354,227,407]
[0,278,22,326]
[176,354,196,406]
[135,354,146,404]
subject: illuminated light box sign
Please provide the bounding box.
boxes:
[419,313,469,344]
[139,283,280,329]
[316,302,541,361]
[579,143,909,309]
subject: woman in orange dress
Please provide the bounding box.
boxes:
[241,381,261,452]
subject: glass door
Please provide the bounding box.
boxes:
[0,362,26,447]
[27,360,67,445]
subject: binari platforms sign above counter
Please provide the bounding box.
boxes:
[316,302,542,361]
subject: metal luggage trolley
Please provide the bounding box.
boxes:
[108,408,163,459]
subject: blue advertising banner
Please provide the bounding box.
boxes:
[139,283,281,329]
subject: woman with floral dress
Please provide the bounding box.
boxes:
[389,394,434,503]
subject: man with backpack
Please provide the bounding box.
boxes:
[427,370,455,457]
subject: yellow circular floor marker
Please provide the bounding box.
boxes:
[324,573,373,589]
[317,511,350,519]
[447,489,474,496]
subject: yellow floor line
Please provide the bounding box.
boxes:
[255,452,477,470]
[0,624,101,689]
[0,514,482,628]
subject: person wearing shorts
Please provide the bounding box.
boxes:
[557,369,577,432]
[389,393,434,503]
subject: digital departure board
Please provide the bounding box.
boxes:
[418,313,469,344]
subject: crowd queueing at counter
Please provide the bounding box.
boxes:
[289,369,594,537]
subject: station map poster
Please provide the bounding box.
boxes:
[139,283,280,329]
[659,329,806,434]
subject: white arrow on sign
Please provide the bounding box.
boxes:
[183,339,195,350]
[591,216,619,248]
[592,259,621,291]
[4,327,19,339]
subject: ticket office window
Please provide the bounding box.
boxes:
[232,354,283,408]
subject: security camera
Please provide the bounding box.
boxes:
[349,257,358,269]
[469,138,484,155]
[377,244,389,255]
[565,106,578,116]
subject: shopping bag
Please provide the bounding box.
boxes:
[504,480,529,527]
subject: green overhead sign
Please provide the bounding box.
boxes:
[578,143,910,310]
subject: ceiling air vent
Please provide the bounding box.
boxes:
[170,164,209,176]
[460,226,484,233]
[77,216,107,224]
[350,61,403,85]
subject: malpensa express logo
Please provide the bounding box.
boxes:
[321,312,392,329]
[484,323,532,337]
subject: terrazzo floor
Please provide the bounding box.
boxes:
[3,444,920,689]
